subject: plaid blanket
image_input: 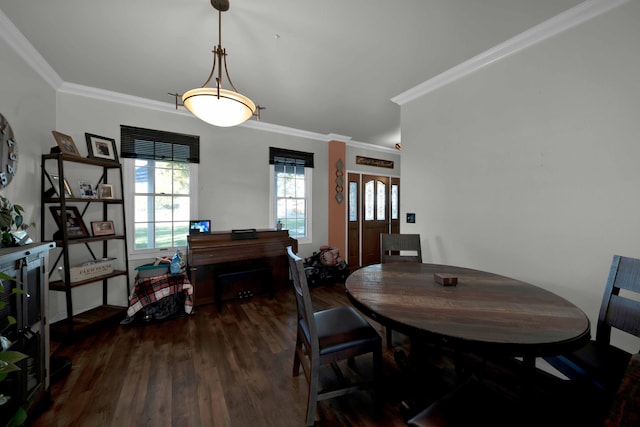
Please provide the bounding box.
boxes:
[127,273,193,318]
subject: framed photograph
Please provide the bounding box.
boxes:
[49,206,90,239]
[98,183,114,199]
[85,133,118,162]
[52,131,81,156]
[91,220,115,237]
[78,180,96,198]
[50,174,73,198]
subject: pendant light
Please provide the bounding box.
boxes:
[173,0,256,127]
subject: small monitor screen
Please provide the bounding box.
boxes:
[189,220,211,234]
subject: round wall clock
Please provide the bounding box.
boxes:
[0,113,18,188]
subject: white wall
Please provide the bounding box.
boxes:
[0,36,56,236]
[401,1,640,352]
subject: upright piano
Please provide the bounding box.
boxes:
[187,229,297,307]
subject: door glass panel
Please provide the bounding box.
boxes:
[364,181,374,221]
[376,182,386,220]
[349,181,358,221]
[391,184,398,220]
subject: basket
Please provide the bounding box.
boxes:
[135,263,170,279]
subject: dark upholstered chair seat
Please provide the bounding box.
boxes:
[298,306,381,355]
[546,341,631,393]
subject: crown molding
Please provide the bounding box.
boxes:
[240,119,328,141]
[391,0,630,106]
[327,133,352,143]
[347,139,399,154]
[0,9,63,89]
[59,82,184,114]
[59,82,399,152]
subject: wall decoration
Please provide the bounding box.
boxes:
[52,131,81,156]
[0,113,18,187]
[49,206,90,239]
[50,175,73,198]
[355,155,394,169]
[91,220,115,237]
[335,158,344,203]
[78,180,96,198]
[85,133,119,162]
[98,183,114,199]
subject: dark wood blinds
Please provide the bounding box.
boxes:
[269,147,314,168]
[120,125,200,163]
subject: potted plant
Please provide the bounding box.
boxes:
[0,196,26,247]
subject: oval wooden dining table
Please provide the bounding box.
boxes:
[345,262,591,398]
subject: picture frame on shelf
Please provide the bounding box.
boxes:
[90,220,115,237]
[78,180,96,198]
[49,206,90,239]
[85,133,119,162]
[50,174,73,198]
[52,131,81,156]
[98,183,114,199]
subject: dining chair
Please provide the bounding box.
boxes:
[543,254,640,398]
[380,233,423,348]
[286,246,382,427]
[380,233,423,264]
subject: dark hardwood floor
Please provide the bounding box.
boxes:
[29,282,610,427]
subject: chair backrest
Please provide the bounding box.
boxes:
[596,255,640,344]
[287,246,319,355]
[380,233,422,263]
[604,352,640,426]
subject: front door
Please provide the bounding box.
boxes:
[347,173,400,268]
[361,174,389,266]
[347,173,361,268]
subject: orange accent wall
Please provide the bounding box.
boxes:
[328,141,346,257]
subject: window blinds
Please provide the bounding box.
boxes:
[120,125,200,163]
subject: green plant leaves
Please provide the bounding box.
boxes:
[8,407,27,426]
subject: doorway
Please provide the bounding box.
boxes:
[347,173,400,268]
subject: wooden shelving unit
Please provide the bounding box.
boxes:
[40,152,130,341]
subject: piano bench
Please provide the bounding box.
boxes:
[214,266,273,312]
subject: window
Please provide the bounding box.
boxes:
[364,178,387,221]
[121,125,199,259]
[349,181,358,222]
[391,183,399,220]
[269,147,313,244]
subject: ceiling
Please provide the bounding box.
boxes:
[0,0,585,149]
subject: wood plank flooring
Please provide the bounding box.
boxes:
[29,282,608,427]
